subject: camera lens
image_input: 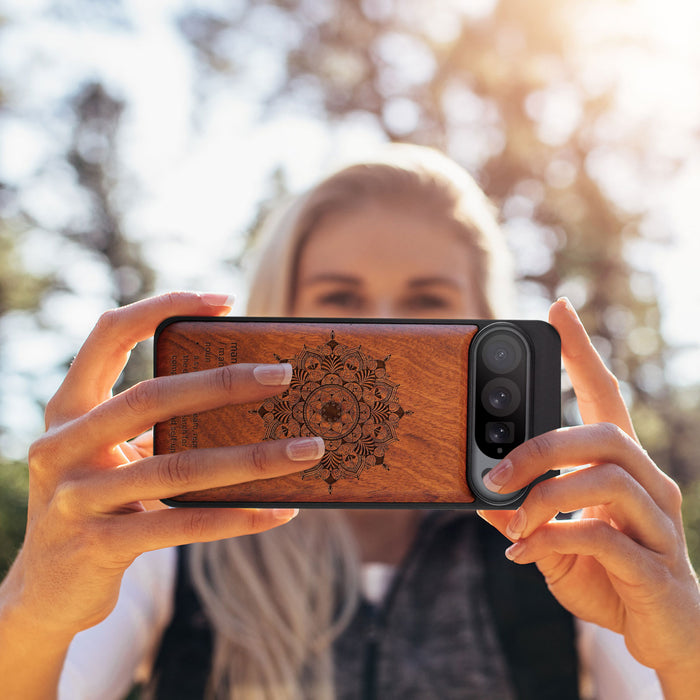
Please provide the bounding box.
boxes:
[482,334,523,374]
[486,421,514,444]
[489,387,510,411]
[481,378,521,417]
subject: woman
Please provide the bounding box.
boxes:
[0,145,698,699]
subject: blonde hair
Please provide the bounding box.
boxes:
[246,144,513,318]
[188,144,514,699]
[189,512,359,700]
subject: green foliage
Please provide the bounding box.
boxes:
[0,223,54,316]
[0,460,28,577]
[682,478,700,572]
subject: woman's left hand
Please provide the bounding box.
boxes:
[478,298,700,695]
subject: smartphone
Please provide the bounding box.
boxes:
[153,317,560,509]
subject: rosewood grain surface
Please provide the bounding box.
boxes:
[154,320,477,505]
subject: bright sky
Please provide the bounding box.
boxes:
[1,0,699,456]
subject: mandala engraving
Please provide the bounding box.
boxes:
[254,332,408,491]
[303,384,361,439]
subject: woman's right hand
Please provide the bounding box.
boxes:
[2,292,324,642]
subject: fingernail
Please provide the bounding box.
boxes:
[254,363,293,386]
[273,508,299,521]
[505,541,527,561]
[483,460,512,493]
[557,296,578,319]
[286,437,325,461]
[199,293,236,308]
[506,509,527,540]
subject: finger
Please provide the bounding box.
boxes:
[503,518,662,587]
[120,431,152,461]
[483,423,681,514]
[548,298,636,439]
[119,441,144,462]
[47,292,234,423]
[64,363,293,456]
[476,509,515,539]
[84,437,325,508]
[109,506,301,558]
[503,464,675,554]
[128,430,153,459]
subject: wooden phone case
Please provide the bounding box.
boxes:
[154,318,478,507]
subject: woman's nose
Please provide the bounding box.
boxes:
[368,300,399,318]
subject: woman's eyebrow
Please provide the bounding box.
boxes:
[301,273,362,286]
[407,277,462,289]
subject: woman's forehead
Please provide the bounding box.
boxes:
[298,203,471,272]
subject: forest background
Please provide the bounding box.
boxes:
[1,0,700,575]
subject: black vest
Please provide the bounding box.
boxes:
[148,514,579,699]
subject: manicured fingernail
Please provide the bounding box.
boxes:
[273,508,299,521]
[557,296,578,318]
[286,437,325,461]
[483,460,512,493]
[505,541,527,561]
[254,363,293,386]
[506,509,527,540]
[199,293,236,308]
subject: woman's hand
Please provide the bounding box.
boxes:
[1,292,325,642]
[478,298,700,695]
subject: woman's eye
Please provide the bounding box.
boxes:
[403,295,451,311]
[316,290,365,310]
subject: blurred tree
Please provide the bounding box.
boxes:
[0,199,54,316]
[1,77,156,410]
[61,80,156,391]
[0,19,155,568]
[0,196,47,578]
[0,11,45,573]
[0,460,28,577]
